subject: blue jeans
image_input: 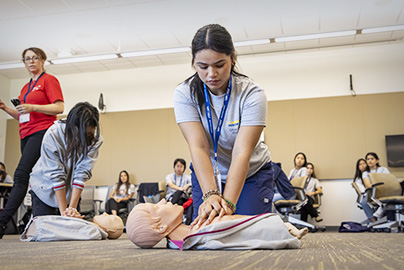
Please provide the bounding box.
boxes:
[360,193,374,220]
[191,162,274,221]
[0,130,46,225]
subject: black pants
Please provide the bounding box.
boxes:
[105,198,128,214]
[30,191,81,217]
[0,130,46,225]
[30,191,59,217]
[300,196,318,222]
[170,190,189,206]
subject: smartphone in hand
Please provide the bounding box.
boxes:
[11,98,21,107]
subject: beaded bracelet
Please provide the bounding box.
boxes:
[203,193,222,202]
[223,198,237,213]
[66,206,77,212]
[202,189,221,201]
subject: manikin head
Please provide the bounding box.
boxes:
[126,199,184,248]
[93,213,124,239]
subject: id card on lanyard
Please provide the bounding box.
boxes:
[20,72,45,124]
[204,75,232,193]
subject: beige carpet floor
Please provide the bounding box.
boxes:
[1,232,403,270]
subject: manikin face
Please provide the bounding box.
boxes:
[23,50,44,75]
[295,154,305,168]
[174,162,185,175]
[120,172,128,183]
[366,155,378,169]
[147,199,183,230]
[307,164,313,177]
[358,160,367,172]
[193,49,233,95]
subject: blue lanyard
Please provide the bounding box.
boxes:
[305,177,312,189]
[204,76,232,168]
[174,174,183,187]
[24,72,45,103]
[289,169,298,181]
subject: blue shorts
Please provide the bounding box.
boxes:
[191,162,274,221]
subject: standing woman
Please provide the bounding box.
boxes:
[352,158,376,222]
[106,170,135,216]
[288,152,308,180]
[174,24,273,227]
[29,102,102,218]
[0,47,64,238]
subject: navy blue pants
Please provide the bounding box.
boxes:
[191,162,274,221]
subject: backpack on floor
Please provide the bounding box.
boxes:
[338,221,371,232]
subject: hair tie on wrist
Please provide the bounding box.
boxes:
[223,198,236,213]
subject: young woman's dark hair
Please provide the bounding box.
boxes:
[353,158,368,184]
[62,102,100,163]
[293,152,307,168]
[306,162,317,179]
[116,170,130,195]
[0,162,7,182]
[184,24,246,109]
[365,152,380,168]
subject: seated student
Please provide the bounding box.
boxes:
[300,163,323,222]
[0,162,14,211]
[106,170,135,216]
[289,152,308,180]
[126,199,308,250]
[272,162,295,203]
[165,158,191,205]
[29,102,102,219]
[353,158,376,223]
[0,162,13,184]
[362,152,390,220]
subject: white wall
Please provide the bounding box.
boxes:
[316,179,367,226]
[0,75,11,162]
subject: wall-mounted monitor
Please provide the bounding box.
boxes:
[385,135,404,167]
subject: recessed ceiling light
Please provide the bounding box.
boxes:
[362,24,404,34]
[120,47,191,58]
[275,30,357,42]
[51,54,118,64]
[234,39,271,47]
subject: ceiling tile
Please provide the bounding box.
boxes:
[63,0,110,11]
[20,0,72,15]
[0,0,35,19]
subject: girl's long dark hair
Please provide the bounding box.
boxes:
[116,170,130,195]
[353,158,368,184]
[62,102,100,163]
[184,24,246,110]
[306,162,317,178]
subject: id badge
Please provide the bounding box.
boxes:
[19,113,30,123]
[215,172,222,193]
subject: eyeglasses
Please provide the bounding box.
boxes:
[23,56,40,63]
